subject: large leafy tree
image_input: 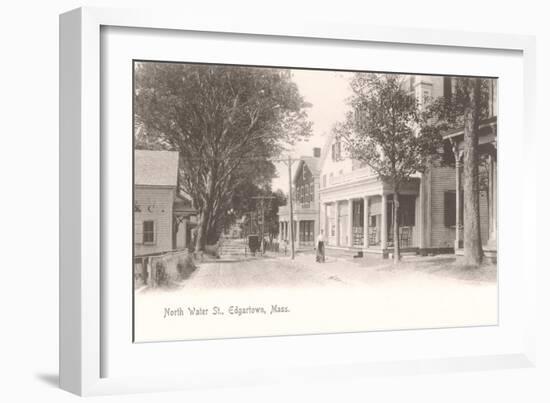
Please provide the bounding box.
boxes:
[135,63,311,251]
[336,73,442,262]
[427,78,493,266]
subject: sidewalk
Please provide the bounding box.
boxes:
[288,250,496,286]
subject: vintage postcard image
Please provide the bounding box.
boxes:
[132,61,498,342]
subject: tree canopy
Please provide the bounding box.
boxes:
[336,73,442,190]
[134,62,312,250]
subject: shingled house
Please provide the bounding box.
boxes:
[277,148,321,248]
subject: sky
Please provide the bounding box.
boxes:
[271,69,354,193]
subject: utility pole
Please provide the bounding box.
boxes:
[252,195,275,255]
[278,155,300,259]
[287,155,296,259]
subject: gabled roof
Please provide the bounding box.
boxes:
[318,130,337,175]
[292,156,321,183]
[134,150,179,187]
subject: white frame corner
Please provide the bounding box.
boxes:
[59,6,537,396]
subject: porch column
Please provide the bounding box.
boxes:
[418,173,425,250]
[335,201,340,247]
[324,203,328,238]
[486,142,497,249]
[347,199,354,247]
[296,220,301,248]
[181,219,187,250]
[363,196,370,249]
[453,141,463,251]
[285,221,292,242]
[381,194,388,250]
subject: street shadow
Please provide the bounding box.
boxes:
[35,373,59,388]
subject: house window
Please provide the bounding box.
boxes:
[421,89,433,105]
[322,174,326,188]
[327,204,336,236]
[352,159,367,171]
[444,191,464,227]
[399,196,416,227]
[142,220,155,244]
[370,215,376,227]
[331,141,342,161]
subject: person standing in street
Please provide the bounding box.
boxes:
[316,230,325,263]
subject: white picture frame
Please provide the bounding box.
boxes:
[59,6,537,396]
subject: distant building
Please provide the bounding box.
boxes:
[277,148,321,248]
[134,150,197,257]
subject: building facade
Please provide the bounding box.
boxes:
[134,150,197,257]
[317,75,497,257]
[278,149,321,248]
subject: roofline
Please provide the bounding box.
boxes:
[292,158,321,184]
[441,115,497,140]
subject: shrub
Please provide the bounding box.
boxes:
[176,254,196,280]
[154,260,168,287]
[205,244,220,258]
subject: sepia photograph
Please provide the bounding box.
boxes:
[132,61,498,343]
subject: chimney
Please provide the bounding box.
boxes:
[313,147,321,158]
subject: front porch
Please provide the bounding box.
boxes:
[277,205,318,249]
[321,185,420,258]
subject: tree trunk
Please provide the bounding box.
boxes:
[393,190,401,263]
[463,78,484,266]
[195,170,216,252]
[195,209,210,252]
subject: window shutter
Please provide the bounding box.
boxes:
[444,191,456,227]
[444,76,452,101]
